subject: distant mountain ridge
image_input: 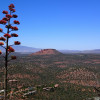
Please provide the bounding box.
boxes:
[0,45,100,54]
[0,45,41,54]
[60,49,100,54]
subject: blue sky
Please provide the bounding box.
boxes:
[0,0,100,50]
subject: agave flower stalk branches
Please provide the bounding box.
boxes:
[0,4,21,100]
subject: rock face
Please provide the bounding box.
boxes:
[31,49,62,55]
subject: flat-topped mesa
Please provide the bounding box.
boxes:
[31,49,62,55]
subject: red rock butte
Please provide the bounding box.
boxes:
[31,49,62,55]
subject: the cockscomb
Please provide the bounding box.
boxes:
[8,46,15,52]
[0,37,6,41]
[11,33,18,37]
[12,14,18,18]
[8,4,15,8]
[11,26,18,30]
[0,28,3,32]
[11,55,16,60]
[2,10,8,14]
[0,20,7,24]
[14,20,20,24]
[4,33,11,38]
[0,42,4,46]
[0,50,2,55]
[6,14,12,18]
[14,41,21,45]
[2,17,9,21]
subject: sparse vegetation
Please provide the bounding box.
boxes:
[0,53,99,99]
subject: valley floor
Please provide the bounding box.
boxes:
[0,54,100,99]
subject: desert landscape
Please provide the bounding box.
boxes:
[0,0,100,100]
[0,49,100,100]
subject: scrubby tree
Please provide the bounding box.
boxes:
[0,4,21,100]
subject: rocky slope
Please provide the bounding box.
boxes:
[31,49,62,55]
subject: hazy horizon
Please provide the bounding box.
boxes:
[19,45,100,51]
[1,45,100,51]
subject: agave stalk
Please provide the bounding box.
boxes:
[0,4,21,100]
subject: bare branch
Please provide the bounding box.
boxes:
[0,54,5,58]
[94,87,100,93]
[0,45,6,49]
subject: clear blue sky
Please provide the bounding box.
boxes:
[0,0,100,50]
